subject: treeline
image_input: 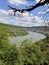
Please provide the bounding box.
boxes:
[0,23,28,36]
[0,34,49,65]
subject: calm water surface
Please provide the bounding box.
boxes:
[8,31,45,46]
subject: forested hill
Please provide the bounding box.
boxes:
[0,23,28,36]
[0,23,49,33]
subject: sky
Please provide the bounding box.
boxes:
[0,0,49,27]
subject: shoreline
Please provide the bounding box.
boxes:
[8,31,45,46]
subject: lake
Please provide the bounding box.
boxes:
[8,31,45,46]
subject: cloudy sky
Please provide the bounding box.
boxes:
[0,0,49,27]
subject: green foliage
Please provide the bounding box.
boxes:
[0,24,28,36]
[0,60,5,65]
[21,40,47,65]
[3,45,19,65]
[0,24,49,65]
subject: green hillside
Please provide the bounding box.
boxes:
[0,23,28,36]
[0,23,49,65]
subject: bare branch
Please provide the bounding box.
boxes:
[8,0,49,16]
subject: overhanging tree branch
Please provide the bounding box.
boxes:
[8,0,49,16]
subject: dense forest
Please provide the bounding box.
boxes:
[0,23,49,65]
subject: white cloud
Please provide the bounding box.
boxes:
[0,17,10,24]
[0,9,45,27]
[0,9,14,17]
[36,0,44,3]
[8,0,44,6]
[0,9,8,17]
[38,11,46,15]
[46,9,49,11]
[13,12,45,26]
[8,0,28,6]
[38,7,49,15]
[36,0,40,3]
[8,10,14,16]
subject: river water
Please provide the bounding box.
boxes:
[8,31,45,46]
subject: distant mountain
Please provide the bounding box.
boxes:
[0,22,49,28]
[0,23,49,32]
[0,23,22,28]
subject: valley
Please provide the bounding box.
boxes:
[0,23,49,65]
